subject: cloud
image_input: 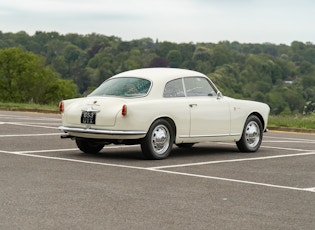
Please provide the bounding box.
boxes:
[0,0,314,44]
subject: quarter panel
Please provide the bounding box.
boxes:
[115,97,191,137]
[228,97,270,135]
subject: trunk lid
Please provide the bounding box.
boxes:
[63,97,126,127]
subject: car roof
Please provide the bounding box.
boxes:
[112,68,206,81]
[110,68,213,99]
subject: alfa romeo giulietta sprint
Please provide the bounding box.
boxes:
[59,68,270,159]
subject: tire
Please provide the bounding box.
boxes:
[236,115,263,152]
[75,138,105,154]
[141,119,174,160]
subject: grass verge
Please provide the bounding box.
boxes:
[0,102,59,113]
[268,115,315,130]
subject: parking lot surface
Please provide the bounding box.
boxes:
[0,110,314,229]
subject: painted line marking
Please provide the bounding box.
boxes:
[261,145,309,152]
[0,150,145,170]
[148,168,314,193]
[217,142,308,152]
[16,145,139,154]
[13,122,61,125]
[0,133,62,137]
[265,136,315,142]
[0,121,60,125]
[0,149,77,154]
[0,148,314,193]
[264,140,315,143]
[0,145,139,154]
[0,114,60,121]
[2,122,58,129]
[304,187,315,192]
[149,152,315,169]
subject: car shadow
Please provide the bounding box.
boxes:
[170,145,239,158]
[72,143,242,161]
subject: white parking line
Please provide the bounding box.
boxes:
[0,133,62,137]
[3,122,58,129]
[265,136,315,143]
[216,142,311,152]
[264,140,315,143]
[0,149,77,154]
[10,122,61,125]
[0,150,146,170]
[261,145,308,152]
[0,148,314,193]
[1,119,314,194]
[0,114,60,121]
[149,151,315,170]
[148,168,314,193]
[304,187,315,192]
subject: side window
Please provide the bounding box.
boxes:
[163,78,185,98]
[184,77,216,97]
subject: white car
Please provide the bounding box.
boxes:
[59,68,270,159]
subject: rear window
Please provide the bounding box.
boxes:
[89,77,152,98]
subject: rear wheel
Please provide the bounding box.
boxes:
[141,119,174,160]
[75,138,105,154]
[236,115,263,152]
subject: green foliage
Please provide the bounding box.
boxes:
[0,47,78,104]
[0,102,58,112]
[166,50,182,67]
[1,31,315,116]
[269,114,315,129]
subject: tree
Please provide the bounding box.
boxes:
[1,31,315,115]
[166,50,182,68]
[192,46,211,62]
[149,57,169,67]
[0,47,77,104]
[212,43,231,67]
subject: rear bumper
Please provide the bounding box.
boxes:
[59,126,146,139]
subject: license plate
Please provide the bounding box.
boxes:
[81,111,96,124]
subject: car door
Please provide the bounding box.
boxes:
[184,77,231,137]
[163,78,191,137]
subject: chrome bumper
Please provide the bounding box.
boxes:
[59,126,146,136]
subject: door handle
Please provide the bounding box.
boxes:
[189,104,197,107]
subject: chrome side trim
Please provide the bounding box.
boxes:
[59,126,146,136]
[179,133,241,138]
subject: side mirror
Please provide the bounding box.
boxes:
[217,91,223,99]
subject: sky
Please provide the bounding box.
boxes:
[0,0,314,44]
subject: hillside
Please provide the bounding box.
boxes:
[0,31,315,115]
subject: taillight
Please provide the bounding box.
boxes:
[59,101,64,113]
[122,104,127,116]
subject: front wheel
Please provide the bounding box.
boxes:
[75,138,105,154]
[141,119,174,160]
[236,115,263,152]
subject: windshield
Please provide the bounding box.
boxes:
[88,77,152,98]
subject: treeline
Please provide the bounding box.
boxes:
[0,31,315,115]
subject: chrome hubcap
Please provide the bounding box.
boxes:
[245,121,260,147]
[151,125,170,154]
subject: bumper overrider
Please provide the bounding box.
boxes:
[58,126,147,139]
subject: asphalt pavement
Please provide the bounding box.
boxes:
[0,110,314,230]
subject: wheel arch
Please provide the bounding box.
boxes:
[249,112,265,130]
